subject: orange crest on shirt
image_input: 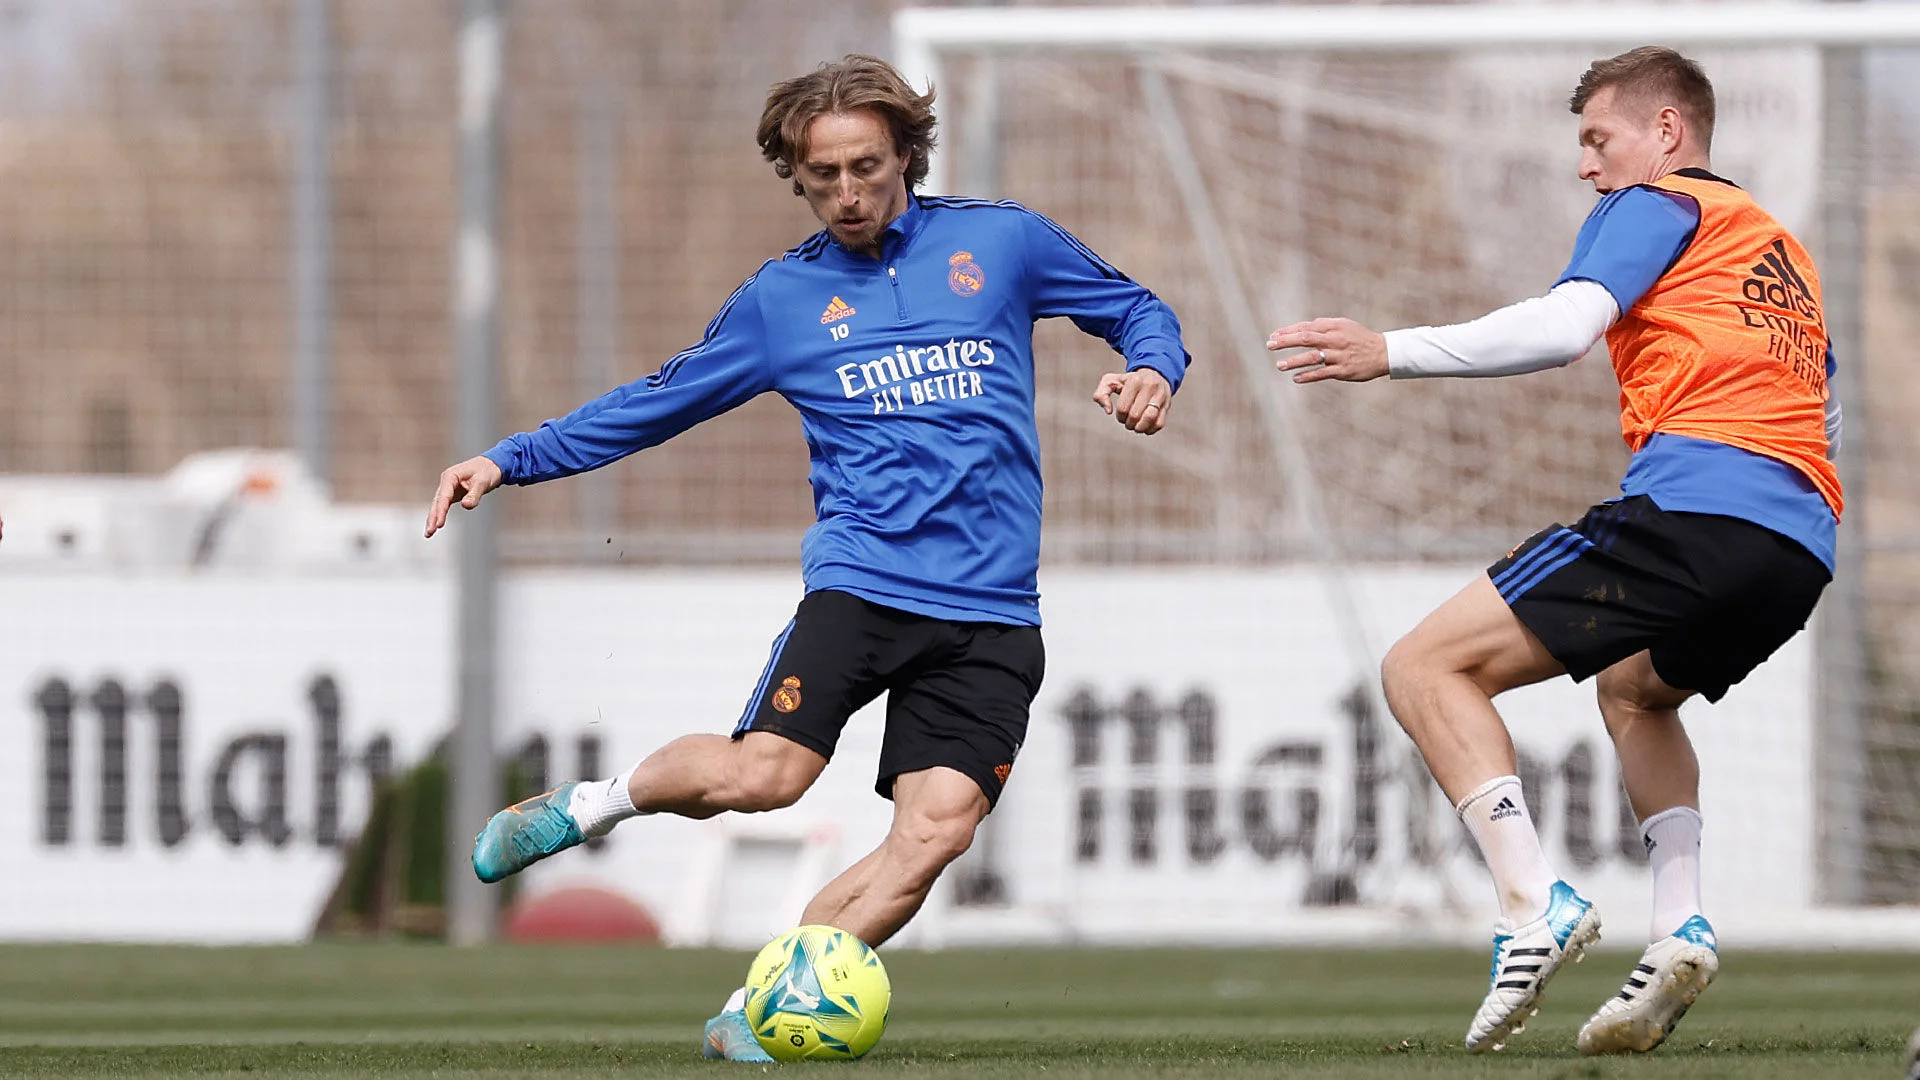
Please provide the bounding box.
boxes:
[948,252,984,296]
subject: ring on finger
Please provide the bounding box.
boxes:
[1143,402,1161,412]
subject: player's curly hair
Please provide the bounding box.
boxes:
[1570,46,1716,152]
[758,55,938,195]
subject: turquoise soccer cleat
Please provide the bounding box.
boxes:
[470,782,587,884]
[1466,880,1603,1053]
[702,1007,775,1063]
[1577,914,1719,1054]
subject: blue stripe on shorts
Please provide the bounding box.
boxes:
[1493,527,1596,603]
[733,618,798,735]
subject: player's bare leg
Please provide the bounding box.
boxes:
[704,765,986,1062]
[800,766,989,947]
[1579,652,1717,1055]
[1596,652,1700,820]
[1381,575,1564,803]
[627,731,827,818]
[471,732,825,883]
[1381,574,1600,1052]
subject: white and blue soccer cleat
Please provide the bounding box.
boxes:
[702,1005,775,1063]
[470,782,587,884]
[1577,914,1719,1055]
[1466,880,1603,1053]
[1904,1022,1920,1080]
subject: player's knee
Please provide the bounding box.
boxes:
[1595,655,1688,717]
[1380,635,1433,710]
[888,812,977,886]
[1594,663,1634,708]
[723,744,818,813]
[729,785,802,814]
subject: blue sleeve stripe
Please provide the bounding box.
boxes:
[921,197,1133,283]
[918,195,1012,210]
[785,232,832,263]
[648,272,760,389]
[1016,204,1131,284]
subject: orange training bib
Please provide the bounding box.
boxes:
[1602,171,1841,518]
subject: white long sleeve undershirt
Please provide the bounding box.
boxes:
[1384,279,1619,379]
[1382,277,1844,456]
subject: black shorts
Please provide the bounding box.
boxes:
[1490,495,1830,702]
[732,589,1045,808]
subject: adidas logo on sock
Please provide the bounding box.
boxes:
[1489,796,1522,822]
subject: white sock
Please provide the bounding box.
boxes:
[567,762,644,837]
[1457,775,1558,925]
[723,986,747,1013]
[1641,805,1704,940]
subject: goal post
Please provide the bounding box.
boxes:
[895,4,1920,933]
[898,4,1920,203]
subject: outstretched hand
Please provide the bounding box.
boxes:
[1268,317,1389,384]
[1091,368,1172,434]
[425,455,506,538]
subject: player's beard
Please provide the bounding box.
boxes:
[825,212,883,256]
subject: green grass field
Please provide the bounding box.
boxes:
[1,943,1913,1079]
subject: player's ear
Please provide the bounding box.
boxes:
[1658,105,1684,152]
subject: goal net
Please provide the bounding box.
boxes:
[899,4,1920,935]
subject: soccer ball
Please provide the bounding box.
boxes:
[742,924,890,1061]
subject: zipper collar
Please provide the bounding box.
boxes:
[823,193,925,265]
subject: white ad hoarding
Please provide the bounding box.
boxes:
[0,569,1819,946]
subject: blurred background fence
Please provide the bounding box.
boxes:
[1,0,1917,934]
[5,2,1917,564]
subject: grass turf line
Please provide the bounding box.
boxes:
[0,944,1912,1078]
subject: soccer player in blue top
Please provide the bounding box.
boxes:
[424,54,1189,1061]
[1269,49,1839,1056]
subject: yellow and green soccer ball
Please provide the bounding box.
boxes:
[743,924,890,1061]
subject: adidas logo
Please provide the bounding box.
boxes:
[1749,239,1810,294]
[820,296,857,325]
[1742,238,1820,319]
[1489,796,1522,822]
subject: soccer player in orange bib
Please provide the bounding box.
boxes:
[1267,47,1840,1056]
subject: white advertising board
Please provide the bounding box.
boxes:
[0,568,1833,946]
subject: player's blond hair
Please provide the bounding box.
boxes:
[758,55,938,196]
[1569,46,1716,153]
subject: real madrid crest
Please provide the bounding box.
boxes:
[947,251,984,296]
[771,675,803,713]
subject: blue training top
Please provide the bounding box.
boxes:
[484,195,1191,625]
[1554,173,1837,571]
